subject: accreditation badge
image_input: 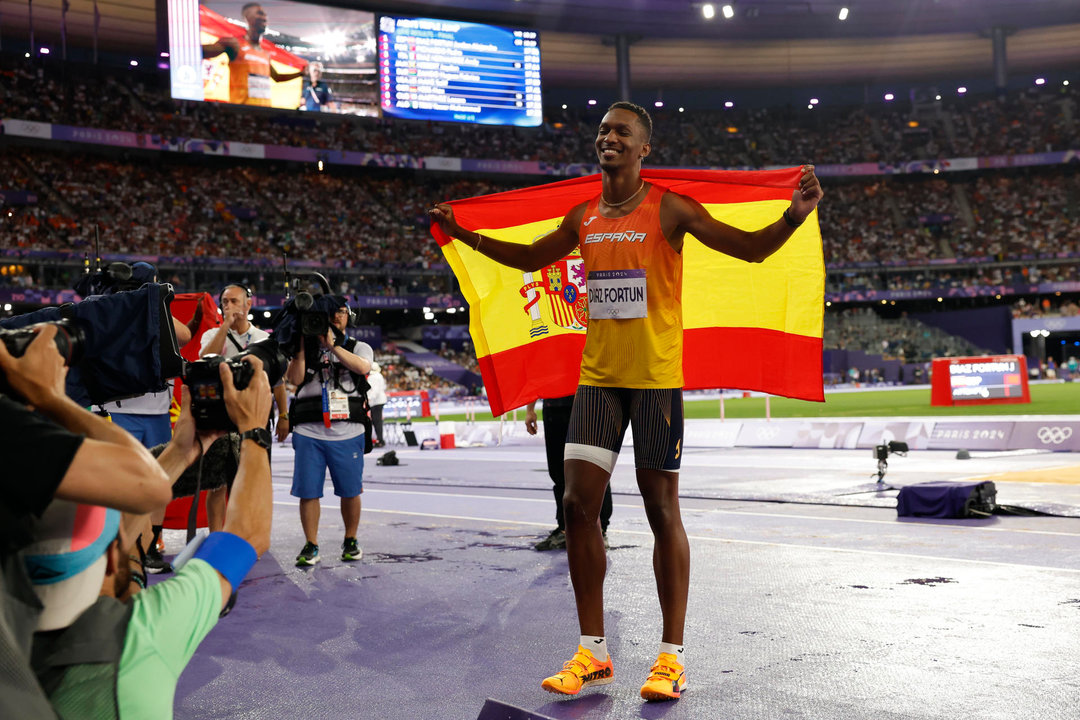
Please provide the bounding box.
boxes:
[586,269,647,319]
[328,390,351,420]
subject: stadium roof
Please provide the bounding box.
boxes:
[0,0,1077,87]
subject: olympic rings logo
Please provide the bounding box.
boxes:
[1036,426,1074,445]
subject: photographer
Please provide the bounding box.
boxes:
[0,325,171,719]
[286,300,373,566]
[198,284,289,532]
[26,356,274,719]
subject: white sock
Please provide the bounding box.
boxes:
[580,635,608,661]
[659,641,685,662]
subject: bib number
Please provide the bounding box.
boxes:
[248,74,271,100]
[587,269,647,319]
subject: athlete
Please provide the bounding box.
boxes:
[429,101,823,702]
[202,3,305,107]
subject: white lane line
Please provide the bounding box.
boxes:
[269,501,1080,573]
[271,486,1080,538]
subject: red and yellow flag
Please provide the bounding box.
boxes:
[432,167,824,416]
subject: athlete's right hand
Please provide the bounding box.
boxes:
[428,203,463,239]
[219,36,241,54]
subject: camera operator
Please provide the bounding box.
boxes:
[0,325,171,719]
[24,356,273,719]
[286,300,373,566]
[198,284,288,532]
[101,262,204,574]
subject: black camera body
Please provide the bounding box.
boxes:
[294,292,330,340]
[0,320,86,401]
[183,339,287,431]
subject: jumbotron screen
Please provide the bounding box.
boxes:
[166,0,378,115]
[376,14,542,127]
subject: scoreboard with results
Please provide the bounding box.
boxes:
[377,15,542,127]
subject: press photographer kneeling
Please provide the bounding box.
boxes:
[284,295,373,567]
[17,349,275,719]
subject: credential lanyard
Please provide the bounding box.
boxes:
[319,355,332,428]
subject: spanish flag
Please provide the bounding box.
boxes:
[432,167,824,416]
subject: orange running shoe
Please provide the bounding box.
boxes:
[540,645,614,696]
[639,652,687,701]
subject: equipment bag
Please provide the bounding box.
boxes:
[897,480,997,518]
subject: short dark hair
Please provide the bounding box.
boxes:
[607,101,652,142]
[241,2,261,14]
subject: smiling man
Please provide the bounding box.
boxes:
[430,101,822,703]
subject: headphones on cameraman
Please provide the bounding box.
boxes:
[218,284,252,306]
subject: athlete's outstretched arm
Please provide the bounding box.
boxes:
[662,165,823,263]
[429,202,585,272]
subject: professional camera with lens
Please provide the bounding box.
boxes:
[294,292,330,339]
[0,320,86,401]
[183,339,288,431]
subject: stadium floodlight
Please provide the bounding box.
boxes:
[678,107,685,112]
[561,104,567,109]
[884,93,894,101]
[810,98,819,105]
[724,100,734,108]
[130,60,139,67]
[40,47,50,55]
[1064,80,1070,86]
[160,52,170,58]
[24,52,29,58]
[588,99,597,106]
[935,94,942,100]
[655,100,664,108]
[1035,77,1046,85]
[807,104,814,110]
[838,7,849,21]
[447,308,457,314]
[722,4,734,19]
[702,3,716,19]
[3,304,11,312]
[957,86,967,94]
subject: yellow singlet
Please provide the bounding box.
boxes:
[577,184,683,388]
[228,39,272,107]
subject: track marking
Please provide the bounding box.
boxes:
[270,501,1080,572]
[357,487,1080,537]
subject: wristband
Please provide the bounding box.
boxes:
[186,531,257,591]
[783,208,803,228]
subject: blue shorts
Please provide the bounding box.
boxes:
[290,433,365,499]
[111,413,173,449]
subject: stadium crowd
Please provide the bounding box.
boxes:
[1,60,1075,167]
[823,307,986,362]
[3,146,1077,282]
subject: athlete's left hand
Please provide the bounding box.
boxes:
[788,165,823,224]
